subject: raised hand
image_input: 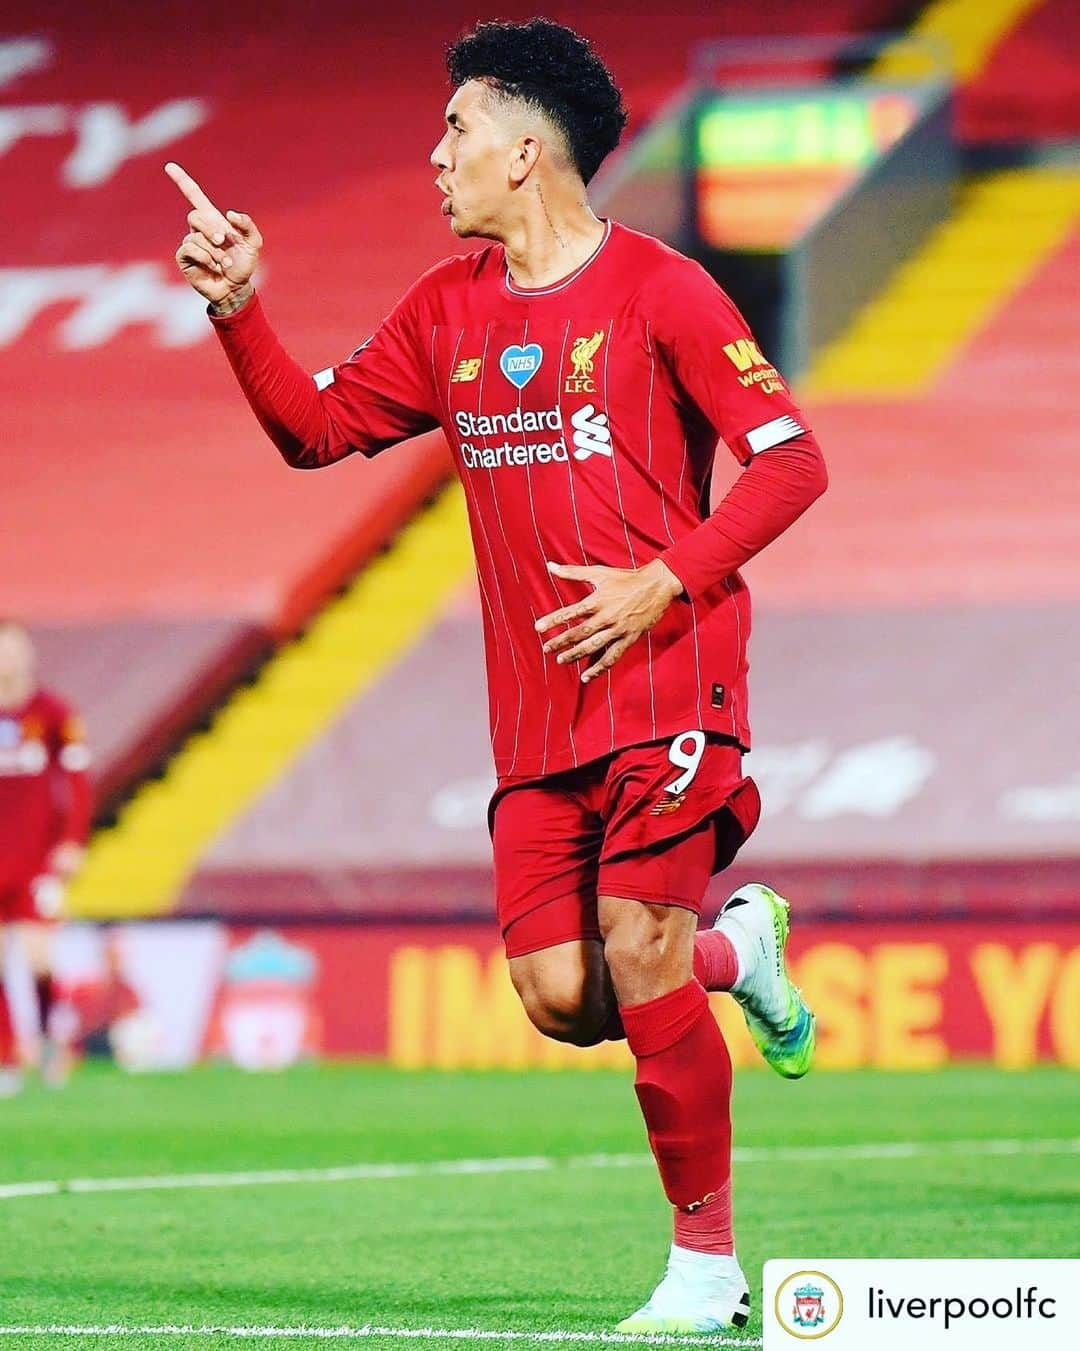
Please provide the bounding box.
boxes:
[166,161,262,310]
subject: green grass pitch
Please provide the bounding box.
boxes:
[0,1064,1076,1349]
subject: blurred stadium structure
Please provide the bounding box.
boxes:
[3,0,1078,1072]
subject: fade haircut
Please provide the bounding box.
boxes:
[446,18,628,184]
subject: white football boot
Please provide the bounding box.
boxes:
[714,882,815,1079]
[617,1244,751,1334]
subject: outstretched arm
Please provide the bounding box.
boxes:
[167,162,437,467]
[208,295,359,468]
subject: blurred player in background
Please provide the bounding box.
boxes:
[0,620,91,1094]
[168,18,826,1333]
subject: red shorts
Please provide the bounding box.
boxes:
[0,875,63,925]
[491,733,761,959]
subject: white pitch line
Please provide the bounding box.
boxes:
[0,1325,761,1347]
[732,1137,1080,1163]
[0,1138,1075,1203]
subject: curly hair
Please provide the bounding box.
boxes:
[446,18,628,184]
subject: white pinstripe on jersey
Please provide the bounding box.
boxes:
[679,432,707,732]
[515,316,568,774]
[602,316,657,744]
[641,321,660,739]
[470,322,528,772]
[647,328,706,732]
[554,317,592,763]
[444,323,527,767]
[435,327,501,749]
[594,319,618,755]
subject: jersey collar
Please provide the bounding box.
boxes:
[503,219,613,298]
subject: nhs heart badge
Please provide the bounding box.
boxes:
[499,343,543,389]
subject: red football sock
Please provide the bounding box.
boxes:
[621,978,734,1252]
[674,1176,734,1254]
[0,985,15,1067]
[693,928,740,992]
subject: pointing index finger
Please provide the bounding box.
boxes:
[164,161,224,220]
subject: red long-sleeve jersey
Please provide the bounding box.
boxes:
[0,688,92,885]
[211,222,827,778]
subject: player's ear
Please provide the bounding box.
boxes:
[509,134,540,186]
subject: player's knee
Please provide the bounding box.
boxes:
[600,902,668,981]
[511,969,605,1046]
[534,999,599,1046]
[600,899,694,1004]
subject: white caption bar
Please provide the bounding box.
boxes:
[763,1259,1079,1349]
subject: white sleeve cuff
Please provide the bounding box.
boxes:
[746,414,805,455]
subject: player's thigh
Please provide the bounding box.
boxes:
[491,773,603,955]
[597,822,713,1006]
[492,772,611,1039]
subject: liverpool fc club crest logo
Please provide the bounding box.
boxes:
[792,1282,827,1328]
[773,1269,845,1339]
[565,330,604,393]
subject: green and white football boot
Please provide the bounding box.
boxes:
[715,882,815,1079]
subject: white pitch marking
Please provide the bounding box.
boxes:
[0,1326,761,1347]
[0,1138,1075,1203]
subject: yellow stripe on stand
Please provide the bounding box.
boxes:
[874,0,1044,82]
[67,484,473,918]
[803,169,1079,397]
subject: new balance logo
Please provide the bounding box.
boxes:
[571,403,612,461]
[451,357,482,383]
[650,792,686,816]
